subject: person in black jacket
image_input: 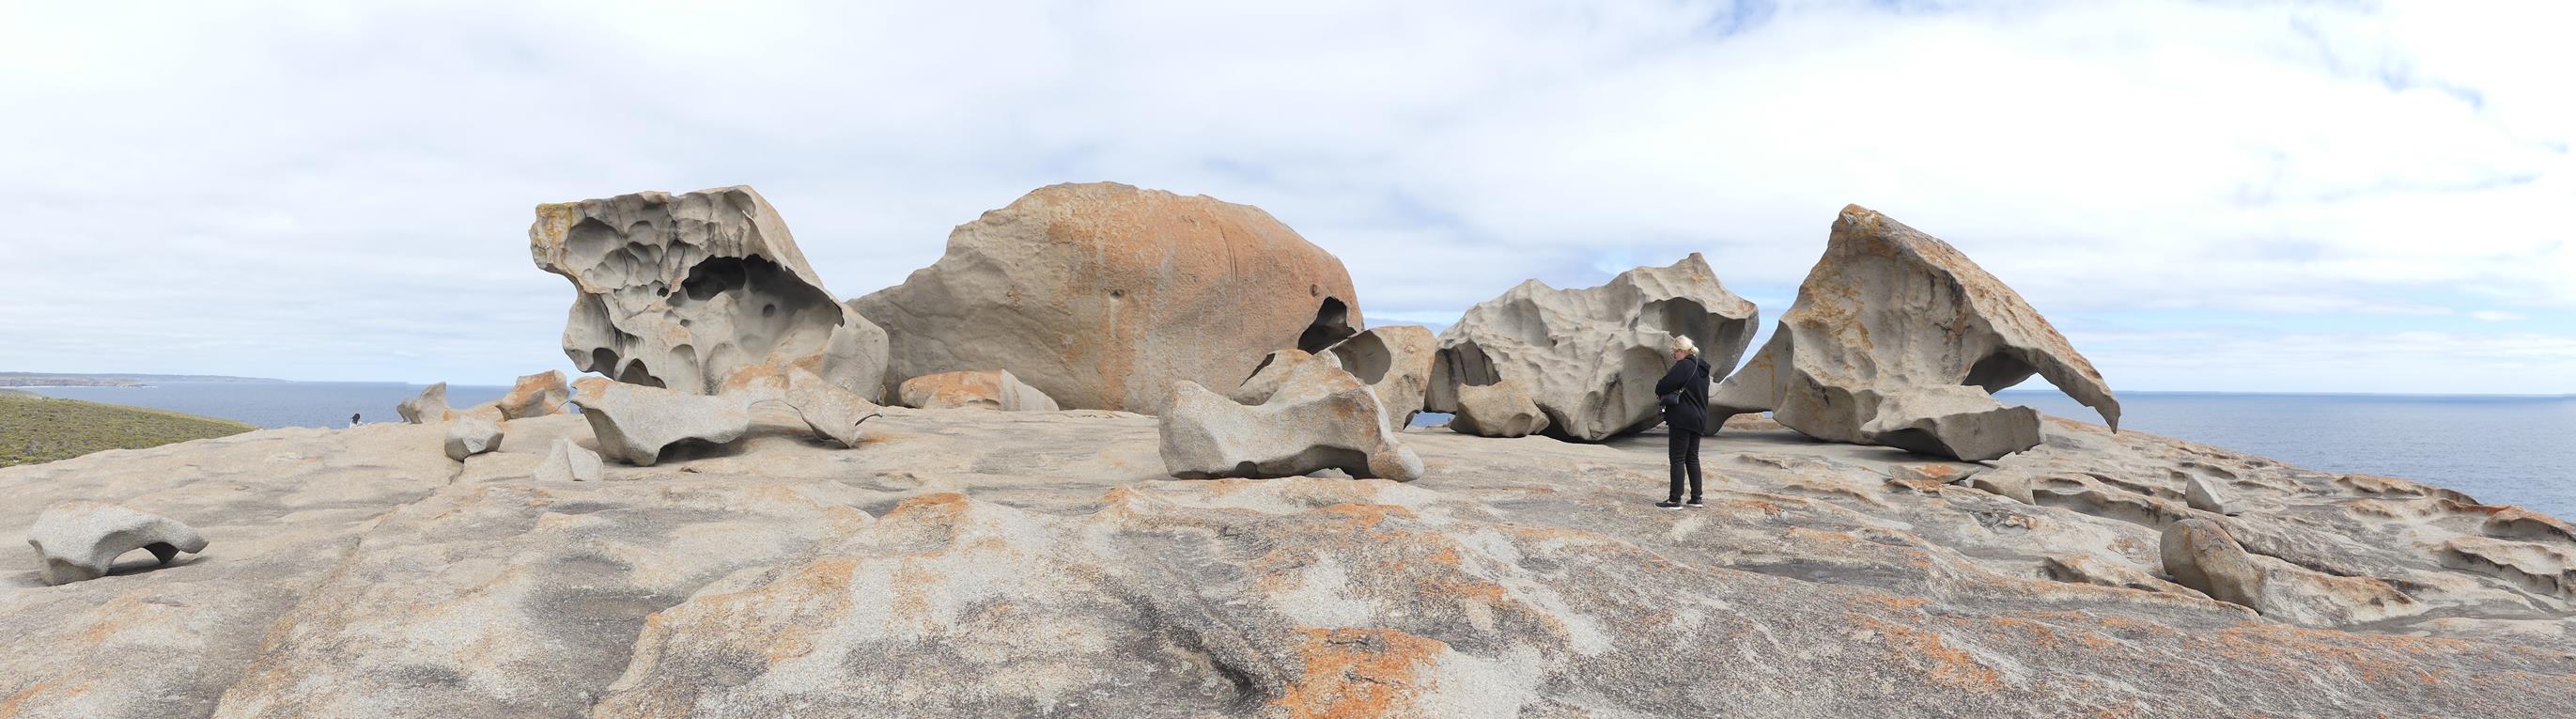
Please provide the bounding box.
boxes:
[1654,335,1712,508]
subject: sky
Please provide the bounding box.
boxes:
[1,0,2568,394]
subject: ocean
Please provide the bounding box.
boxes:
[13,382,507,430]
[16,382,2572,519]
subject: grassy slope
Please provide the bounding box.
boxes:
[0,390,258,467]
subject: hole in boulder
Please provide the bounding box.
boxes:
[1296,297,1355,353]
[1964,351,2039,393]
[1328,332,1394,384]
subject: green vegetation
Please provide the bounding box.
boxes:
[0,390,257,467]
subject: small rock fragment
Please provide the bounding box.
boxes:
[396,383,450,424]
[1160,360,1423,481]
[2184,474,2241,515]
[1446,380,1551,438]
[498,370,571,419]
[570,377,753,466]
[443,414,505,461]
[25,501,209,586]
[897,369,1060,412]
[534,438,604,482]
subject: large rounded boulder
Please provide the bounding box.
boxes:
[853,182,1362,414]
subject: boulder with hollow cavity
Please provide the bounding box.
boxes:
[2160,518,2422,628]
[1426,254,1757,442]
[442,415,504,461]
[1446,379,1551,438]
[24,500,209,586]
[1710,205,2119,461]
[852,182,1363,414]
[533,438,603,482]
[1321,325,1436,429]
[1160,362,1422,481]
[569,377,753,466]
[497,370,570,419]
[531,185,889,400]
[396,383,449,424]
[897,369,1060,412]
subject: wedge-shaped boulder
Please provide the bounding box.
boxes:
[532,185,890,400]
[497,370,570,419]
[1427,254,1757,442]
[442,414,504,461]
[2160,519,2422,628]
[1855,385,2043,461]
[396,383,449,424]
[1160,361,1422,481]
[570,377,753,466]
[897,369,1060,412]
[1447,379,1551,438]
[1322,325,1436,429]
[2184,473,2242,515]
[1712,205,2119,460]
[854,182,1363,414]
[25,501,209,586]
[534,437,603,482]
[1230,349,1345,405]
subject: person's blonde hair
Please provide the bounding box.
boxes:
[1671,334,1699,356]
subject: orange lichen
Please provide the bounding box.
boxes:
[1855,616,2003,692]
[1274,628,1447,719]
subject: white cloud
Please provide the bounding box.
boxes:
[0,0,2567,391]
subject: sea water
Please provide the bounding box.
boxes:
[21,383,2574,518]
[14,382,507,430]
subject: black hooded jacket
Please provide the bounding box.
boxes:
[1654,354,1713,433]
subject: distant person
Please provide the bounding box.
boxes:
[1654,334,1712,509]
[350,413,361,427]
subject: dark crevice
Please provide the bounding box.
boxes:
[1295,297,1355,353]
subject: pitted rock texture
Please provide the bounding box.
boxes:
[1163,359,1422,481]
[1322,325,1436,429]
[1711,205,2119,461]
[568,377,752,466]
[25,501,209,586]
[852,182,1363,414]
[496,370,570,419]
[531,185,890,400]
[896,369,1060,412]
[1445,379,1551,438]
[1426,253,1757,442]
[441,415,504,461]
[7,406,2576,716]
[396,383,448,424]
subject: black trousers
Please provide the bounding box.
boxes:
[1668,429,1703,502]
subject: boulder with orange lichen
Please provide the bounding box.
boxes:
[853,182,1364,414]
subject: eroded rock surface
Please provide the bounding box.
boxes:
[531,185,890,399]
[569,377,752,465]
[853,182,1363,414]
[1162,359,1421,481]
[2161,518,2425,628]
[25,501,208,586]
[1712,205,2119,461]
[1427,253,1757,442]
[396,383,448,424]
[6,396,2576,717]
[897,369,1060,412]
